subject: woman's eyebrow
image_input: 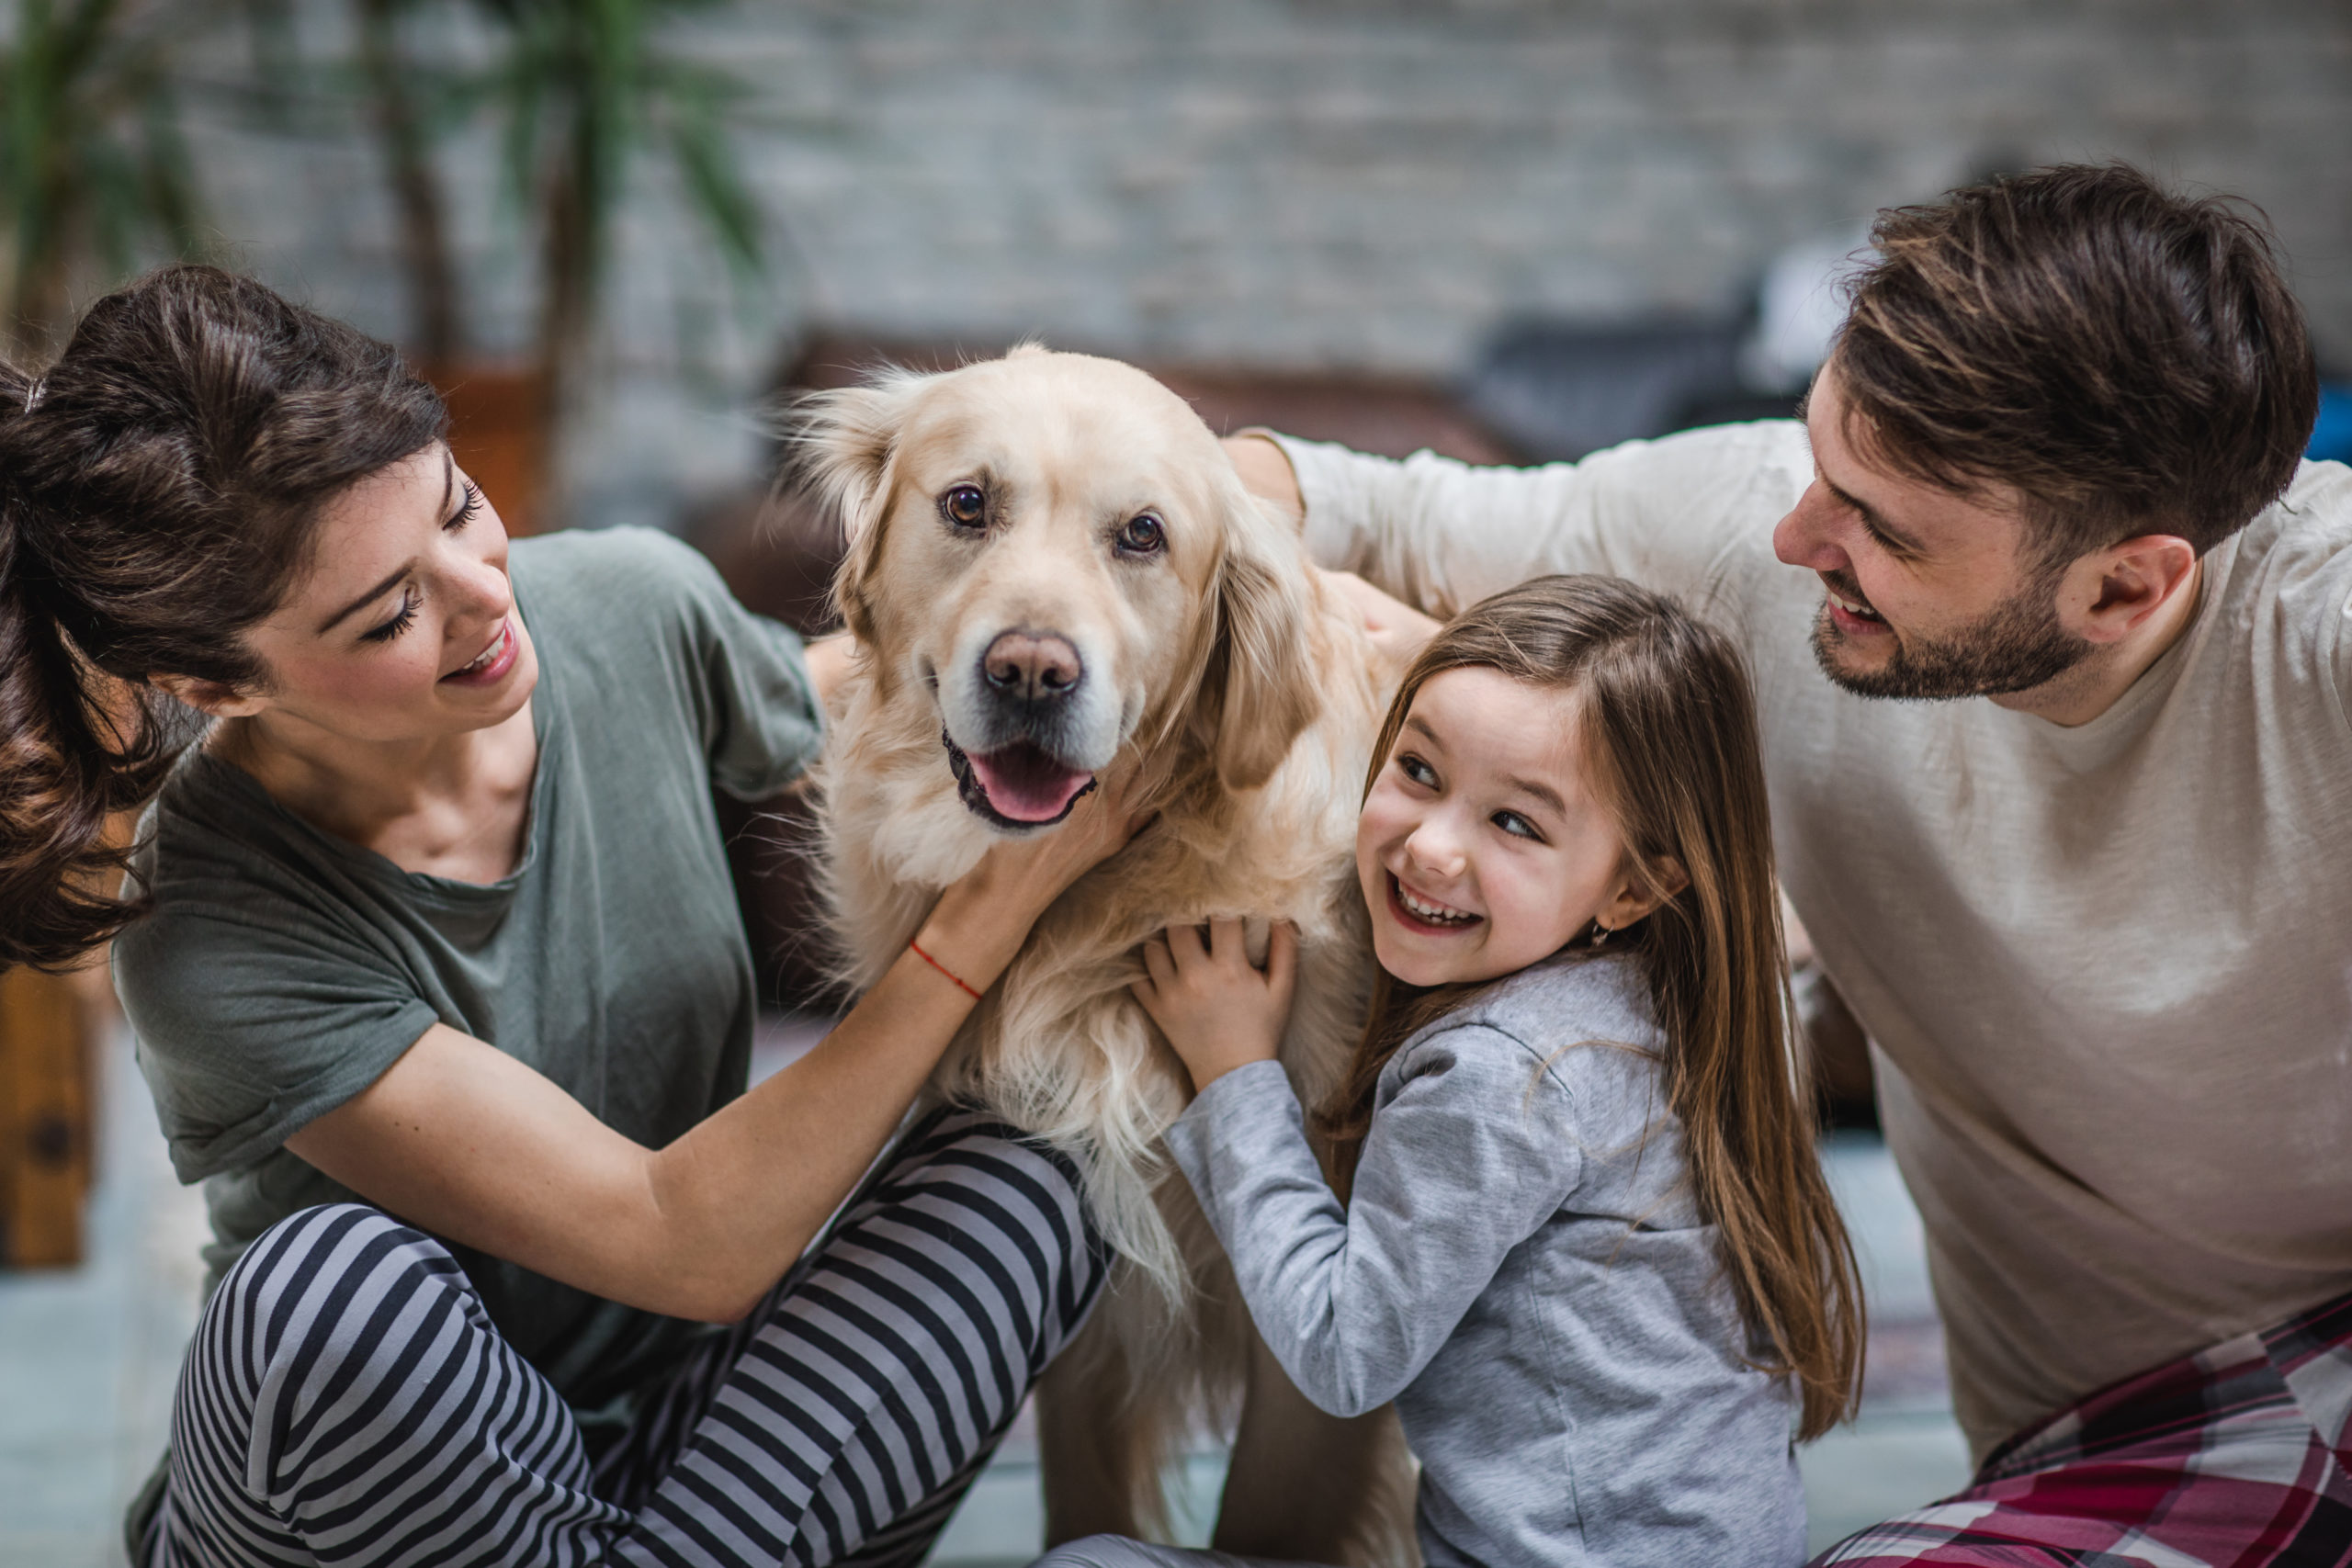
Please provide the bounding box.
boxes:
[318,563,412,633]
[317,451,454,633]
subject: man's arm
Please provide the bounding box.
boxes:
[1223,423,1802,622]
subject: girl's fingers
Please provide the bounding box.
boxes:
[1265,919,1299,994]
[1168,920,1210,966]
[1207,915,1245,964]
[1140,934,1175,988]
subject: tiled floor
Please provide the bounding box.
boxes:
[0,1021,1969,1566]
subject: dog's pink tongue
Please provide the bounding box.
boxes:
[968,744,1094,823]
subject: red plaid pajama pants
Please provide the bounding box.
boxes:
[1815,1291,2352,1566]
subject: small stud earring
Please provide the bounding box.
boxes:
[1589,921,1611,948]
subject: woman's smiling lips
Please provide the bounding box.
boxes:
[1385,872,1484,934]
[441,617,518,687]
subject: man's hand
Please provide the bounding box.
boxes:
[1133,918,1298,1093]
[1318,568,1443,671]
[1223,434,1305,528]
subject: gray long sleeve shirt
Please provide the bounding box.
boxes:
[1167,951,1804,1568]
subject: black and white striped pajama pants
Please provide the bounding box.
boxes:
[141,1109,1109,1568]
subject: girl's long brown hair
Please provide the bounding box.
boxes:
[1316,575,1864,1439]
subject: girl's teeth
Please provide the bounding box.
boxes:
[1398,882,1475,925]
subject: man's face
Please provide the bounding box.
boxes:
[1774,359,2093,700]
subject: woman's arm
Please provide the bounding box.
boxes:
[287,784,1144,1324]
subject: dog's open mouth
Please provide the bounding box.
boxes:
[943,730,1097,829]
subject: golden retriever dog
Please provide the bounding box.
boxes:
[797,346,1416,1563]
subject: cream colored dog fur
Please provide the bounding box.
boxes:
[797,347,1415,1562]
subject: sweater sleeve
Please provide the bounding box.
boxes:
[1166,1030,1583,1418]
[1272,421,1809,625]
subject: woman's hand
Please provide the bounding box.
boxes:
[1318,568,1443,671]
[288,770,1154,1327]
[1133,918,1298,1093]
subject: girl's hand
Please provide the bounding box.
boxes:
[1133,918,1298,1092]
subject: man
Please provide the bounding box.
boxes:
[1231,164,2352,1563]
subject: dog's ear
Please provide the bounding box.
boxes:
[787,367,936,645]
[1204,490,1323,793]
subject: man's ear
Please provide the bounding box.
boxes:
[2065,533,2199,646]
[150,672,265,718]
[788,367,939,646]
[1202,492,1322,793]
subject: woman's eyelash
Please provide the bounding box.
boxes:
[361,592,418,644]
[447,480,481,531]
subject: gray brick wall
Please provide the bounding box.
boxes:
[183,0,2352,527]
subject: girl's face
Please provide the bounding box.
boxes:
[1355,666,1657,988]
[187,444,538,744]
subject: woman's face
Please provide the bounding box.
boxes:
[1354,666,1651,988]
[215,444,537,744]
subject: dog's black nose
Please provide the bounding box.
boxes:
[982,629,1083,704]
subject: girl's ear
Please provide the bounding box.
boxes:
[1603,855,1688,930]
[789,367,939,647]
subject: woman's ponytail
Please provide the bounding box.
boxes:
[0,362,176,970]
[0,266,447,975]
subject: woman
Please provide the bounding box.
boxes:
[0,265,1140,1567]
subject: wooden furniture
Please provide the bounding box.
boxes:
[0,965,96,1267]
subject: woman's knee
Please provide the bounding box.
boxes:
[903,1114,1109,1320]
[203,1202,474,1378]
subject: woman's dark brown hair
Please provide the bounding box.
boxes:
[0,265,447,973]
[1838,162,2317,565]
[1317,575,1865,1439]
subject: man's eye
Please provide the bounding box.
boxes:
[939,484,987,530]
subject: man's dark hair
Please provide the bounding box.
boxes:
[1836,162,2317,564]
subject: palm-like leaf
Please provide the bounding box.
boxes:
[0,0,209,351]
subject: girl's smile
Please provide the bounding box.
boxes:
[1355,665,1660,988]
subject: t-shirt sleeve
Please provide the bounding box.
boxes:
[1271,421,1810,625]
[114,902,441,1183]
[1165,1027,1583,1418]
[616,529,826,800]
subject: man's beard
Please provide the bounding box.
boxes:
[1810,568,2092,700]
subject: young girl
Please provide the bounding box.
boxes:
[1041,574,1863,1568]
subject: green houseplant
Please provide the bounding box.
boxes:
[334,0,770,529]
[0,0,207,355]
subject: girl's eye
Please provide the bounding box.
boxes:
[446,479,482,532]
[361,591,419,645]
[1115,513,1166,556]
[1492,809,1542,841]
[1397,753,1437,789]
[939,484,988,530]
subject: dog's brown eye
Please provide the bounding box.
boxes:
[940,484,988,530]
[1116,513,1165,556]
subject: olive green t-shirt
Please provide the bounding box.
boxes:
[116,526,821,1417]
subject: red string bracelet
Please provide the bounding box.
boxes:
[909,938,985,1001]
